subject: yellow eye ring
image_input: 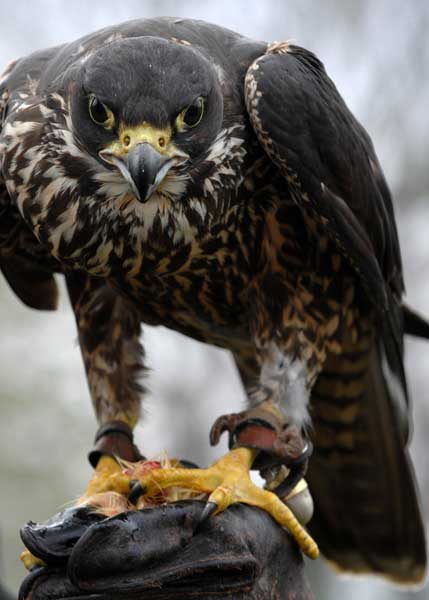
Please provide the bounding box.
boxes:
[88,95,115,129]
[176,97,205,131]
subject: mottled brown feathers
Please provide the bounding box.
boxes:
[0,17,425,583]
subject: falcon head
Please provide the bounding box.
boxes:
[68,36,224,203]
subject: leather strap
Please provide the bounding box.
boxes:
[210,408,312,498]
[88,421,143,468]
[232,422,278,451]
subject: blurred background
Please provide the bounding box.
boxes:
[0,1,428,598]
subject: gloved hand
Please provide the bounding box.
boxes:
[19,500,313,600]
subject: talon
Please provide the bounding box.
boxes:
[129,481,146,505]
[199,501,218,524]
[272,439,313,498]
[209,413,242,446]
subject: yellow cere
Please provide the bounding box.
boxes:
[104,123,174,157]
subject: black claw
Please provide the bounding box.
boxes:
[271,439,313,499]
[198,501,218,525]
[129,481,145,505]
[178,459,200,469]
[273,462,306,499]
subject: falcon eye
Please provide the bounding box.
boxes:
[88,95,115,129]
[176,97,205,130]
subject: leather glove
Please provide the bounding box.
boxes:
[20,500,313,600]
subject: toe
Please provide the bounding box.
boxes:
[20,549,45,571]
[256,489,319,559]
[79,455,131,504]
[197,449,319,560]
[206,486,234,514]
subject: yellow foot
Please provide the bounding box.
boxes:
[20,456,132,572]
[131,447,319,559]
[20,549,45,571]
[74,455,132,515]
[78,455,130,499]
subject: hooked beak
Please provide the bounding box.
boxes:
[126,143,173,202]
[100,143,188,203]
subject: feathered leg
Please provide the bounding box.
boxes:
[21,271,146,569]
[66,271,145,495]
[66,271,144,428]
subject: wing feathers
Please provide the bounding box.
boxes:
[245,43,427,581]
[245,45,404,306]
[0,255,58,311]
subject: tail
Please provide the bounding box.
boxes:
[307,313,426,584]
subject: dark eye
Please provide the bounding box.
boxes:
[182,97,205,128]
[88,95,115,128]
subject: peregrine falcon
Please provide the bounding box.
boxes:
[0,17,427,582]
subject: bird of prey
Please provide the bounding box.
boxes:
[0,17,427,583]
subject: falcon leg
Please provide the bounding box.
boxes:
[209,401,312,497]
[21,274,146,571]
[227,347,314,489]
[145,342,317,558]
[65,271,145,501]
[126,342,319,560]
